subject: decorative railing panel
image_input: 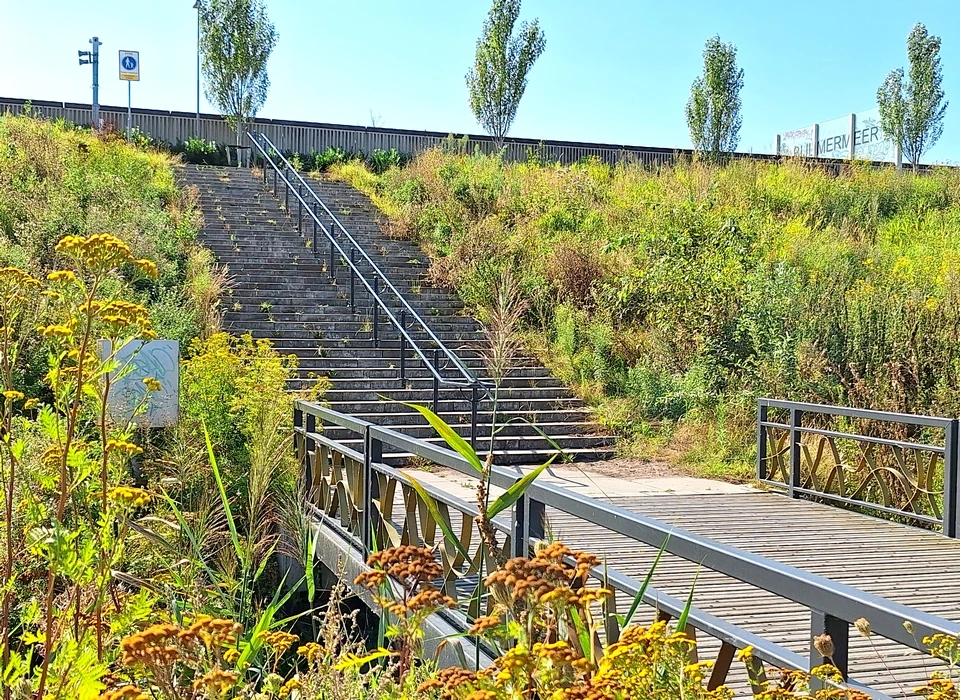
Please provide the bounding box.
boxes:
[757,399,959,534]
[296,400,960,698]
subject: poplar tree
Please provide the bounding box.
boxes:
[686,36,744,162]
[200,0,278,149]
[877,23,948,173]
[466,0,546,150]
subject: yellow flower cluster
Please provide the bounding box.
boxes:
[356,545,456,616]
[106,439,144,456]
[97,686,149,700]
[47,270,76,283]
[297,642,324,663]
[2,390,24,402]
[191,669,239,694]
[0,267,41,306]
[55,233,158,278]
[142,377,163,392]
[259,630,299,655]
[119,617,243,671]
[120,623,182,668]
[278,677,302,698]
[39,324,72,340]
[107,486,151,508]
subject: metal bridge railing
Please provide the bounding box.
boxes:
[295,399,960,698]
[246,132,493,447]
[757,398,960,536]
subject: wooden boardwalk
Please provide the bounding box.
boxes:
[549,490,960,697]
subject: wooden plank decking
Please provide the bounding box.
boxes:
[548,490,960,697]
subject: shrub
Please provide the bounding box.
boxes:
[176,137,225,165]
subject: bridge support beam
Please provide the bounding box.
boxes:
[810,610,848,682]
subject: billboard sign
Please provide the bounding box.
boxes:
[777,108,896,163]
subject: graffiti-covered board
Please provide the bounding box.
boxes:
[98,340,179,427]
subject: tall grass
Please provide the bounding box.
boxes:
[331,152,960,477]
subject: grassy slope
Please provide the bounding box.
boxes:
[0,113,210,348]
[328,152,960,480]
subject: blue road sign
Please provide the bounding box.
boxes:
[121,55,137,71]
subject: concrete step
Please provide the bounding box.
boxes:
[178,164,616,466]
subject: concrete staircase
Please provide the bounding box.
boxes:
[179,164,616,466]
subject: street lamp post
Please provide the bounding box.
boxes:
[194,0,202,136]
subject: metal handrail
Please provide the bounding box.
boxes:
[246,131,494,446]
[296,399,960,695]
[757,398,960,536]
[247,131,489,390]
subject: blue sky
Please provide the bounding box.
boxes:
[2,1,959,160]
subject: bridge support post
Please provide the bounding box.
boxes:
[789,408,803,498]
[304,412,316,501]
[809,611,848,683]
[945,419,960,537]
[362,428,382,558]
[511,495,546,559]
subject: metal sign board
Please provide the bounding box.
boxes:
[777,108,896,163]
[119,50,140,81]
[98,339,179,427]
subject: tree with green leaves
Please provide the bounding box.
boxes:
[685,36,744,162]
[199,0,278,149]
[877,23,948,173]
[466,0,546,151]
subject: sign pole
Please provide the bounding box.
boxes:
[118,49,140,142]
[127,81,132,142]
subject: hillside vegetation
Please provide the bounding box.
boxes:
[330,151,960,477]
[0,113,217,345]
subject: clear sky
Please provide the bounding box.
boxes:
[2,1,959,161]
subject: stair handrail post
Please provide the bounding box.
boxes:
[284,163,289,213]
[349,249,356,311]
[470,385,479,450]
[399,309,407,382]
[433,348,440,413]
[329,240,336,281]
[312,204,318,254]
[372,277,380,347]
